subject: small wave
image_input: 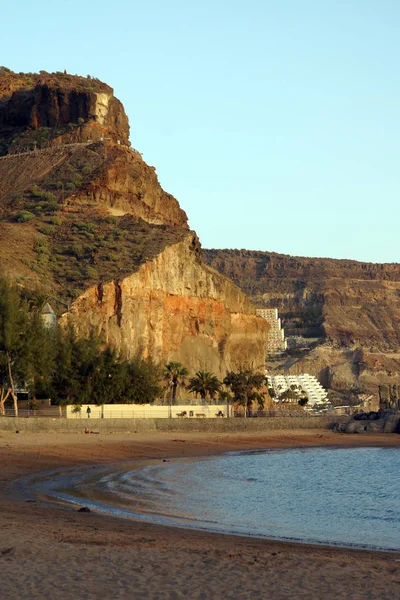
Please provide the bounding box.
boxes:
[30,448,400,552]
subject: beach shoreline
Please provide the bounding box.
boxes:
[1,429,400,599]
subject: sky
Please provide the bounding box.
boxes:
[2,0,400,263]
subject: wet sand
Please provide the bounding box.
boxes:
[1,429,399,599]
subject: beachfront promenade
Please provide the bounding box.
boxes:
[1,403,330,420]
[0,411,346,434]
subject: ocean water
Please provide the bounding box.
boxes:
[37,447,400,550]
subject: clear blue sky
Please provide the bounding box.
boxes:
[2,1,399,262]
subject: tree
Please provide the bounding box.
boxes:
[223,365,266,417]
[218,388,233,417]
[120,357,162,405]
[279,388,298,402]
[0,358,11,416]
[18,312,56,400]
[0,279,29,416]
[187,371,221,401]
[52,326,101,406]
[163,362,188,404]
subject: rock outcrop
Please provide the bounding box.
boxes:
[203,249,400,396]
[78,145,188,228]
[0,68,129,152]
[337,411,400,434]
[0,68,267,376]
[64,234,268,377]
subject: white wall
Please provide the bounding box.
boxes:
[66,404,229,419]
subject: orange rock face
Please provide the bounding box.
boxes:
[79,145,188,228]
[0,69,268,376]
[64,235,268,376]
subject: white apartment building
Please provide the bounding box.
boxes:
[256,308,287,356]
[266,373,330,410]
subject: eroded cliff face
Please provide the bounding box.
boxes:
[0,68,129,153]
[0,144,188,230]
[203,248,400,396]
[64,235,268,377]
[0,68,267,375]
[77,145,188,228]
[203,249,400,350]
[283,345,400,397]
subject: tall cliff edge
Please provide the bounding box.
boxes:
[64,234,268,377]
[0,67,129,152]
[0,69,267,375]
[203,248,400,395]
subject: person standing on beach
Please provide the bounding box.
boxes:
[86,406,91,418]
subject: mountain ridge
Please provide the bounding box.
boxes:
[203,248,400,397]
[0,68,268,377]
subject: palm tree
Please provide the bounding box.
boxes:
[187,371,221,401]
[163,362,188,404]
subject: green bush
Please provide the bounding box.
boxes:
[38,226,56,236]
[66,182,75,190]
[30,186,56,203]
[48,216,62,225]
[43,202,59,214]
[81,166,91,176]
[73,221,96,232]
[84,267,98,279]
[34,238,49,254]
[30,185,42,197]
[16,211,35,223]
[71,244,85,259]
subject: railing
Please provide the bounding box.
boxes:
[0,142,93,161]
[1,408,328,419]
[2,408,62,418]
[233,410,324,418]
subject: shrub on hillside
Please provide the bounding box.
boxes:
[16,210,35,223]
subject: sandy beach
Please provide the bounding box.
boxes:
[1,428,400,600]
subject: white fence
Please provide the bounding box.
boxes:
[66,403,229,419]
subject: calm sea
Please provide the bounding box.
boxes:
[38,447,400,551]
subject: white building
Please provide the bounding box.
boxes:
[256,308,287,356]
[266,373,330,410]
[40,302,57,328]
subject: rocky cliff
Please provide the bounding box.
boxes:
[203,249,400,396]
[64,235,268,377]
[0,67,129,153]
[0,68,267,376]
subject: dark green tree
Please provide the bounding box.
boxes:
[87,345,124,406]
[163,362,188,404]
[187,371,221,401]
[223,365,266,417]
[52,326,101,407]
[0,278,29,416]
[120,357,162,405]
[298,397,309,406]
[18,312,57,400]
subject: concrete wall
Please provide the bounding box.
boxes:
[66,404,229,419]
[0,415,348,433]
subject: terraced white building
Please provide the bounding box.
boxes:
[256,308,287,356]
[266,373,330,409]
